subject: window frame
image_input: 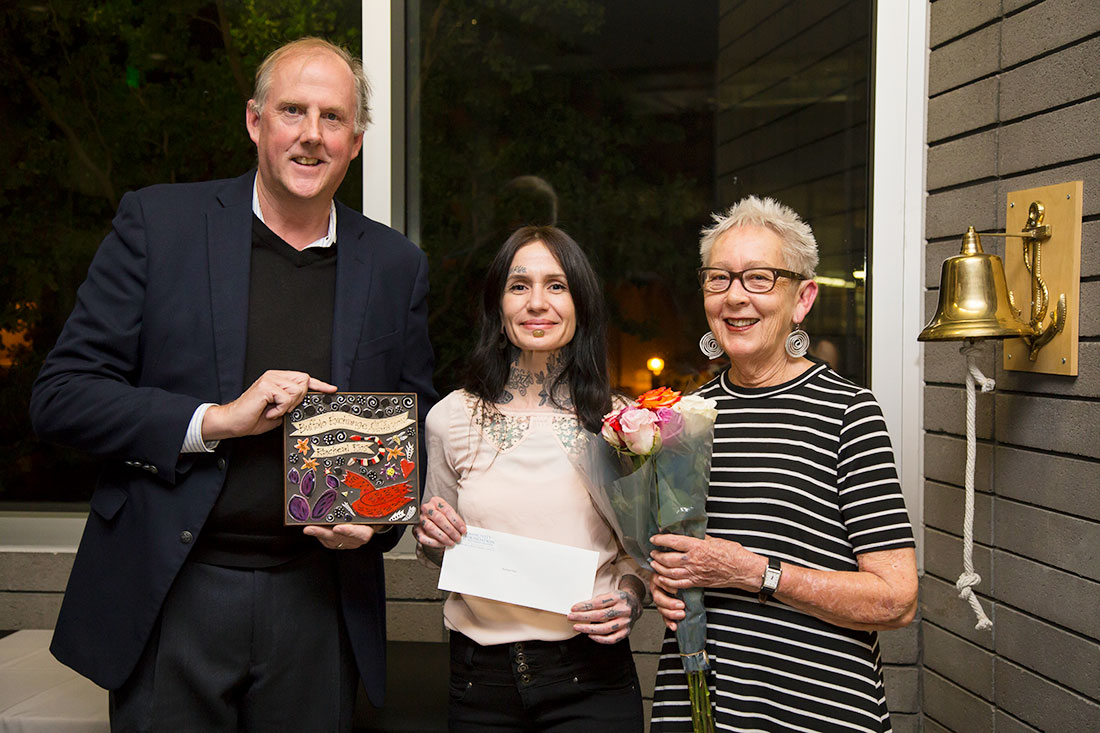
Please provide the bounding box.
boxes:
[868,0,928,566]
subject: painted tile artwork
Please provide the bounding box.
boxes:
[284,392,419,525]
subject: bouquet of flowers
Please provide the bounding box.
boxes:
[600,386,718,733]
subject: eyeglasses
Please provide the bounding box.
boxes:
[697,267,806,294]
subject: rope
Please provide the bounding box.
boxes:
[958,341,994,631]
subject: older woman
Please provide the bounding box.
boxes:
[649,196,918,732]
[415,226,646,731]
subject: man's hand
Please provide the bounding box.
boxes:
[304,523,378,550]
[201,370,336,440]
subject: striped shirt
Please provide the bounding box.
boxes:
[651,362,914,732]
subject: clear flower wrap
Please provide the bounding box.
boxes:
[583,388,717,733]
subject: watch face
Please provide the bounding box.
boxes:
[763,566,782,591]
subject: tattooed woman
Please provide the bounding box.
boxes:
[414,226,646,731]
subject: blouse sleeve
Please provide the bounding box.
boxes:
[423,392,461,509]
[836,390,915,555]
[416,392,464,567]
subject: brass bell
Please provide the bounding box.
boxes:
[919,227,1034,342]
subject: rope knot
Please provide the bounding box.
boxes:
[955,571,982,595]
[959,342,983,358]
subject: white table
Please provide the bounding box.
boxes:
[0,631,108,732]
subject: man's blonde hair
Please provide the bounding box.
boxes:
[249,37,372,134]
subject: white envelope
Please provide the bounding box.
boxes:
[437,526,599,614]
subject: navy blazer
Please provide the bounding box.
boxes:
[30,171,437,705]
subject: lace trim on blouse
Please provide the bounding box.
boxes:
[461,392,585,455]
[551,416,587,456]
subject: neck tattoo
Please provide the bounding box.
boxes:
[501,351,571,408]
[500,363,533,404]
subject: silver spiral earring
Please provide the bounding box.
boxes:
[785,324,810,358]
[699,331,723,360]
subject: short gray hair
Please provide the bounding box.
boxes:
[699,195,819,278]
[250,37,372,135]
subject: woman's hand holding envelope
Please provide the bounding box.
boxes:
[568,575,644,644]
[414,497,467,564]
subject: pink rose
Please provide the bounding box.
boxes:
[654,407,684,446]
[618,407,661,455]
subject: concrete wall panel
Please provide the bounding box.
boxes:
[994,658,1100,731]
[993,393,1100,459]
[923,621,994,698]
[1000,35,1100,119]
[930,0,1001,48]
[992,445,1100,521]
[993,550,1100,639]
[929,25,1001,96]
[1001,0,1100,68]
[927,77,998,142]
[994,498,1100,581]
[995,605,1100,699]
[922,668,994,733]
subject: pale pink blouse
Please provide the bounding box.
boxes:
[421,389,641,646]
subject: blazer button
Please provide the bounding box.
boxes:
[217,457,226,471]
[180,531,194,544]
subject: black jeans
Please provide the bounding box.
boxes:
[448,630,644,732]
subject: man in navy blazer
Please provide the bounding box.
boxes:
[30,38,435,730]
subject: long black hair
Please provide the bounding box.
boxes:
[462,226,612,433]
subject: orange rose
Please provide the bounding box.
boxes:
[636,386,681,409]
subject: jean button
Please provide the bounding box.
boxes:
[517,663,529,673]
[514,642,524,652]
[521,673,532,684]
[514,653,526,664]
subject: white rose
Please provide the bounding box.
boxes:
[673,394,718,422]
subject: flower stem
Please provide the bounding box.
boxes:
[687,669,715,732]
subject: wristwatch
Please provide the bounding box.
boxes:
[758,557,782,604]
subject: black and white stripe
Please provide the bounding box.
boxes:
[651,362,913,732]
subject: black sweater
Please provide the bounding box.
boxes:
[191,216,336,567]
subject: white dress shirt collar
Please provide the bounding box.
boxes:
[251,179,337,249]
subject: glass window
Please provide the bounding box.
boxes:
[408,0,871,400]
[1,1,362,505]
[716,2,872,383]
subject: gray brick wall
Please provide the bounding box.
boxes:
[922,1,1100,729]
